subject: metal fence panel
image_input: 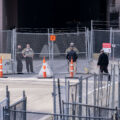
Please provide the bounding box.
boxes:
[0,30,13,53]
[93,30,110,53]
[16,32,49,73]
[14,30,90,74]
[0,30,14,74]
[112,31,120,58]
[51,32,89,74]
[54,72,117,116]
[0,98,7,120]
[5,109,116,120]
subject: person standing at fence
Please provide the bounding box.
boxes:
[66,46,78,73]
[66,42,79,72]
[97,49,109,73]
[16,45,23,74]
[22,44,34,73]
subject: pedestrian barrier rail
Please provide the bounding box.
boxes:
[63,102,116,119]
[3,109,117,120]
[54,64,118,116]
[1,86,27,120]
[0,98,7,120]
[9,97,26,120]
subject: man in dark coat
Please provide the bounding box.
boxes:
[66,47,78,73]
[97,49,109,73]
[16,45,23,74]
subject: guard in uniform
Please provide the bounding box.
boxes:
[22,44,34,73]
[16,45,23,74]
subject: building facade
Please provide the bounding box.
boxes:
[0,0,17,30]
[0,0,114,30]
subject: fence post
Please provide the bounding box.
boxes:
[58,78,62,119]
[65,77,68,116]
[4,86,10,120]
[85,27,88,59]
[79,76,82,120]
[12,28,17,74]
[94,74,97,117]
[90,20,93,59]
[51,28,54,75]
[112,31,115,61]
[87,28,90,61]
[52,77,56,120]
[86,77,88,118]
[118,66,120,109]
[110,27,112,58]
[48,28,50,63]
[112,64,115,108]
[97,73,100,106]
[6,86,10,108]
[67,80,70,119]
[23,91,26,120]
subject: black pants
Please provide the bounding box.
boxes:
[25,57,33,72]
[100,65,108,73]
[17,59,23,73]
[100,65,111,81]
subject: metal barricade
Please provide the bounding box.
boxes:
[0,98,7,120]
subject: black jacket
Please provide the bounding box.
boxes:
[16,48,23,61]
[97,53,109,66]
[66,50,78,62]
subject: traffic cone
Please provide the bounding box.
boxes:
[38,57,53,78]
[70,57,74,77]
[0,56,3,77]
[43,57,46,78]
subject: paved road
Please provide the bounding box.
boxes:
[0,79,54,112]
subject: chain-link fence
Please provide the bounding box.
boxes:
[92,28,120,59]
[0,30,13,53]
[93,30,110,53]
[0,27,92,75]
[91,20,120,59]
[13,28,91,75]
[0,30,14,74]
[51,32,89,74]
[16,32,49,73]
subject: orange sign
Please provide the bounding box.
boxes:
[50,35,56,41]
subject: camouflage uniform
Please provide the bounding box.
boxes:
[65,47,79,54]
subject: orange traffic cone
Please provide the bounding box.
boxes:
[70,57,74,77]
[43,57,46,78]
[0,57,3,77]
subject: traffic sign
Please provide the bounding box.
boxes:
[50,35,56,41]
[102,43,111,53]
